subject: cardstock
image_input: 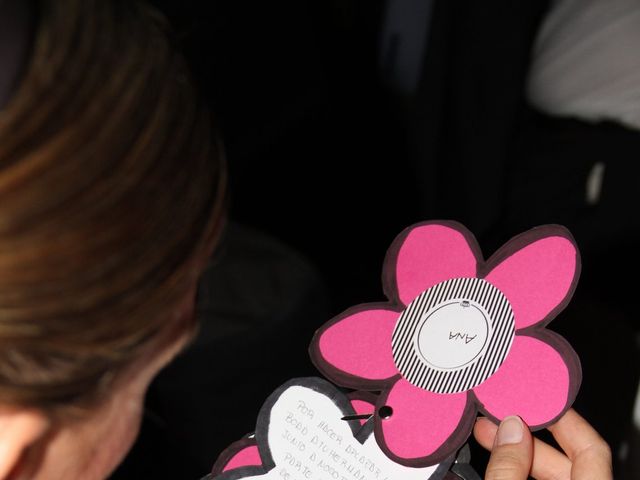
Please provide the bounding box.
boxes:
[310,221,582,466]
[208,378,453,480]
[214,437,262,475]
[210,393,378,477]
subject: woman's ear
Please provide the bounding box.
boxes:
[0,408,49,479]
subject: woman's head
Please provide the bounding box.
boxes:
[0,0,225,477]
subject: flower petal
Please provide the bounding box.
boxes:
[222,445,261,472]
[350,399,375,417]
[311,306,400,387]
[484,230,578,329]
[377,379,471,464]
[388,223,479,306]
[473,335,575,427]
[349,394,377,426]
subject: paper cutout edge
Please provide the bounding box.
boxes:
[308,220,583,466]
[211,377,455,480]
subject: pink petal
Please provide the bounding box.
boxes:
[313,307,400,386]
[350,395,376,426]
[389,223,479,306]
[377,379,471,463]
[222,445,261,472]
[485,231,578,329]
[351,398,375,416]
[473,335,574,427]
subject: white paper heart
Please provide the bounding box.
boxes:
[214,378,452,480]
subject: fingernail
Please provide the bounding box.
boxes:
[497,416,523,445]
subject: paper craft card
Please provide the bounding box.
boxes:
[310,221,582,466]
[209,391,379,477]
[205,377,457,480]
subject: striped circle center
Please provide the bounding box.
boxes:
[391,278,515,394]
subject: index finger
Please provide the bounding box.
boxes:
[547,409,613,480]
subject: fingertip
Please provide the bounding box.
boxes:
[473,416,498,450]
[474,416,496,429]
[496,416,526,446]
[484,416,533,480]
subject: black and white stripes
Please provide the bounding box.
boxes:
[391,278,515,394]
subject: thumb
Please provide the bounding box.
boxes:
[484,416,533,480]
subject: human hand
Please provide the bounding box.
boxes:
[473,409,612,479]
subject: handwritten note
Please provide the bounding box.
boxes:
[238,384,444,480]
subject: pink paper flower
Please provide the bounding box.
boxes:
[310,221,581,466]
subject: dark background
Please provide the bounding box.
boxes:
[113,1,640,478]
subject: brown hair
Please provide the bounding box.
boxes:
[0,0,225,412]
